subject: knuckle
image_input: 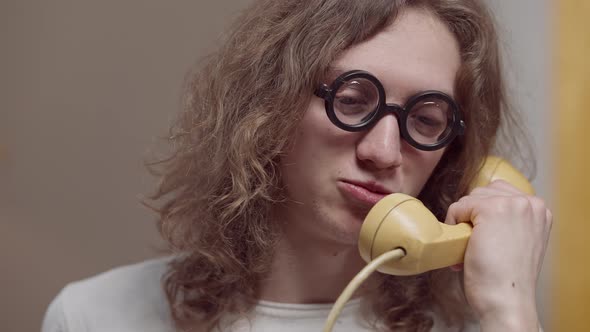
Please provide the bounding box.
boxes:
[546,209,554,226]
[457,195,471,203]
[470,186,487,195]
[447,200,461,212]
[507,195,530,211]
[528,196,547,211]
[490,179,510,188]
[546,208,554,221]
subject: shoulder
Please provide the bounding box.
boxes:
[42,256,175,332]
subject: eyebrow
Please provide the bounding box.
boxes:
[324,66,456,99]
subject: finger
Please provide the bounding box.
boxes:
[445,196,478,225]
[525,196,553,275]
[526,196,551,237]
[469,180,523,197]
[487,179,526,194]
[469,186,518,198]
[540,208,554,273]
[546,208,553,233]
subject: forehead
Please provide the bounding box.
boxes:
[330,8,461,99]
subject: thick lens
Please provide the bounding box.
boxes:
[333,78,379,126]
[406,97,452,145]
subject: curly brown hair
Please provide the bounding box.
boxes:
[146,0,531,331]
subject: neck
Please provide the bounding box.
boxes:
[258,227,369,304]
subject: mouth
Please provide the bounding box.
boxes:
[337,180,393,206]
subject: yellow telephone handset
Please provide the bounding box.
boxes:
[357,156,534,276]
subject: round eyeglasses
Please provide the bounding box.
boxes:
[314,70,465,151]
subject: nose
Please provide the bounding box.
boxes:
[356,114,403,170]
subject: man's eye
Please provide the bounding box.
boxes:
[417,115,442,127]
[336,96,367,106]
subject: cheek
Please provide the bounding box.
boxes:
[280,107,333,184]
[285,103,352,165]
[420,151,445,181]
[402,146,445,194]
[280,102,358,195]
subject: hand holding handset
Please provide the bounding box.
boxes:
[358,156,534,275]
[324,156,534,331]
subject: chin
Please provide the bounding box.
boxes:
[324,212,365,246]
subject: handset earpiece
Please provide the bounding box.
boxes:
[468,156,535,195]
[357,156,534,276]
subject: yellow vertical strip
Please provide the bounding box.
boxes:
[554,1,590,330]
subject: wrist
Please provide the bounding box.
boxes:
[470,280,539,329]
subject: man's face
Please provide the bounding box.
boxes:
[277,8,461,247]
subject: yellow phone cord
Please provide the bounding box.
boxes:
[323,248,406,332]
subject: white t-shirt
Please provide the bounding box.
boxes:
[42,258,478,332]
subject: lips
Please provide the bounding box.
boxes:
[338,180,393,206]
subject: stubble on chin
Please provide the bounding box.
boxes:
[310,199,366,246]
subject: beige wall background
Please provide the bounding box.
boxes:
[1,1,251,331]
[1,1,552,331]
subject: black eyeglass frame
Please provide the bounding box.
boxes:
[314,70,466,151]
